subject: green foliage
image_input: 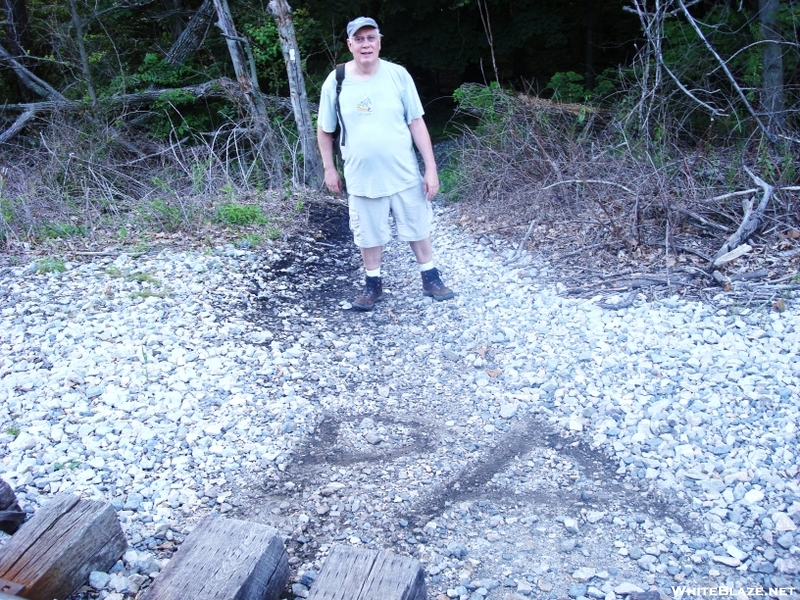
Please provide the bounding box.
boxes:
[453,82,512,127]
[5,426,20,438]
[0,197,12,242]
[192,160,214,194]
[546,71,587,103]
[545,69,621,106]
[240,8,320,96]
[107,54,218,139]
[130,271,161,285]
[215,203,266,226]
[655,4,800,137]
[454,81,500,113]
[52,460,79,471]
[0,197,11,221]
[130,54,196,89]
[35,257,66,274]
[130,289,168,300]
[139,198,183,232]
[439,164,466,201]
[40,222,87,239]
[237,232,265,248]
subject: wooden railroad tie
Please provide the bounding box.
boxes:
[140,515,289,600]
[0,492,127,600]
[307,546,426,600]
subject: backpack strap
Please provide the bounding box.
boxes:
[334,63,346,147]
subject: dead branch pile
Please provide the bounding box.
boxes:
[0,108,291,245]
[447,85,800,308]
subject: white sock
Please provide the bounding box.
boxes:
[419,261,435,272]
[366,268,381,277]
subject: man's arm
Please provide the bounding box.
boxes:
[408,117,439,201]
[317,126,342,195]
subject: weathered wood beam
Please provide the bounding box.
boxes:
[0,493,126,600]
[307,546,426,600]
[140,516,289,600]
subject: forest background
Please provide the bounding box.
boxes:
[1,0,799,305]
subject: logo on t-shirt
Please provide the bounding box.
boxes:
[355,96,372,115]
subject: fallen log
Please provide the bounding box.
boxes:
[710,167,773,266]
[0,493,126,600]
[307,546,426,600]
[140,516,288,600]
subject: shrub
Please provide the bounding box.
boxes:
[215,202,266,226]
[35,257,66,274]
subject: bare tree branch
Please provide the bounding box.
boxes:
[0,42,67,100]
[0,108,35,144]
[542,179,635,194]
[677,0,775,142]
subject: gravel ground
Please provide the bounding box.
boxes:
[1,202,799,600]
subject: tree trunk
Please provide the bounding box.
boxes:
[0,0,31,59]
[584,0,597,89]
[268,0,322,188]
[163,0,185,43]
[166,0,215,65]
[68,0,97,104]
[758,0,785,137]
[1,0,33,99]
[211,0,269,123]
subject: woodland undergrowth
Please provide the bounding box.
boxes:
[442,83,800,309]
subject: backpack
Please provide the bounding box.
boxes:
[333,63,347,163]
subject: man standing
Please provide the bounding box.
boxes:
[317,16,455,311]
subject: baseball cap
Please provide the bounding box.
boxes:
[347,16,379,38]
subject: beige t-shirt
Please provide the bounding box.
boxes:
[319,60,425,198]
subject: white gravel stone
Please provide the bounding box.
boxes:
[2,209,799,600]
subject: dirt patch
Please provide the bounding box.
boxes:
[407,412,694,535]
[226,202,715,598]
[291,414,435,468]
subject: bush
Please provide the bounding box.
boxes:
[215,202,266,226]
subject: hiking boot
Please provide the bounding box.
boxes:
[421,268,455,301]
[352,276,383,311]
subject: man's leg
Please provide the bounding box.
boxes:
[408,238,433,265]
[350,194,390,312]
[352,245,384,311]
[409,237,454,301]
[361,246,383,271]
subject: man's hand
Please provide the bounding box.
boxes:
[324,167,343,195]
[408,117,439,201]
[317,128,343,195]
[423,170,440,201]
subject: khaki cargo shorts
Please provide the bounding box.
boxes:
[348,183,433,248]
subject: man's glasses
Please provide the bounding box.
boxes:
[351,34,379,44]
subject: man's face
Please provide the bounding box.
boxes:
[347,27,381,68]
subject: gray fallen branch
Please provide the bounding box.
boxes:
[0,109,36,144]
[676,207,731,233]
[563,273,694,297]
[542,179,635,194]
[504,218,538,265]
[710,166,774,266]
[0,79,297,144]
[729,269,769,281]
